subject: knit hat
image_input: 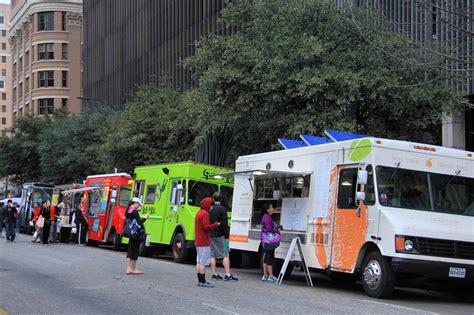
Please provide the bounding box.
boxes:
[200,197,213,212]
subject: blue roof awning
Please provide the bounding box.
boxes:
[300,134,332,146]
[278,138,308,149]
[324,130,372,142]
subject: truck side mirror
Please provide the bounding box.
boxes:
[356,192,366,201]
[358,170,368,185]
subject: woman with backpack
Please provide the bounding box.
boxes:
[125,197,148,275]
[261,203,282,283]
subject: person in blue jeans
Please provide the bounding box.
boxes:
[4,200,18,243]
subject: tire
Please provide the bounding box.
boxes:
[112,232,122,251]
[85,232,98,247]
[272,258,295,280]
[139,238,154,257]
[361,251,395,299]
[172,233,189,263]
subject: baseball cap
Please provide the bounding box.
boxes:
[131,197,142,205]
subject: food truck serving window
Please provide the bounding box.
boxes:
[87,188,103,217]
[220,185,233,211]
[188,181,218,207]
[119,186,132,206]
[145,185,156,204]
[377,166,474,217]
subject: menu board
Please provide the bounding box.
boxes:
[280,198,309,231]
[313,155,332,218]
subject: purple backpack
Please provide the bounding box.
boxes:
[262,231,281,250]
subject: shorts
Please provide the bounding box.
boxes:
[263,248,275,265]
[210,236,229,260]
[196,246,211,266]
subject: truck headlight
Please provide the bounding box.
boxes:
[404,239,414,252]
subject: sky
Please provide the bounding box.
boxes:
[0,0,9,4]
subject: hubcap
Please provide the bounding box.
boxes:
[363,259,382,291]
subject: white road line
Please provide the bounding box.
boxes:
[362,299,439,315]
[49,258,71,265]
[202,303,239,315]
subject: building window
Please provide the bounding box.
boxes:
[38,71,54,88]
[62,98,67,108]
[1,105,5,113]
[1,43,5,50]
[1,118,6,125]
[62,71,67,87]
[38,12,54,31]
[19,83,23,98]
[1,93,5,100]
[0,80,4,88]
[1,30,5,37]
[38,43,54,60]
[18,57,23,73]
[39,98,54,115]
[0,16,4,24]
[1,69,5,76]
[62,43,68,60]
[25,78,29,92]
[12,88,16,102]
[1,56,6,63]
[62,12,66,31]
[25,51,29,66]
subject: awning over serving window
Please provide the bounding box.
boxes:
[210,170,312,180]
[61,187,102,195]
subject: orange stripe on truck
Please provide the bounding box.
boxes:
[230,234,249,243]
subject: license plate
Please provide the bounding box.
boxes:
[449,267,466,278]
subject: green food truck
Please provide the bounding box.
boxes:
[126,161,234,262]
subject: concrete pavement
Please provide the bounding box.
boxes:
[0,234,472,315]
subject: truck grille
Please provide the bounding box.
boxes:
[415,237,474,260]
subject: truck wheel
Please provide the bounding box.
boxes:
[172,233,189,263]
[361,251,395,299]
[139,238,154,257]
[112,232,122,251]
[85,233,98,247]
[273,258,295,280]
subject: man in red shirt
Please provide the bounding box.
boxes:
[195,197,220,287]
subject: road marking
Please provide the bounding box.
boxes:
[202,303,239,315]
[49,258,71,266]
[362,299,439,315]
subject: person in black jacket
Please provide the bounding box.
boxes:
[40,200,53,245]
[0,202,4,239]
[4,200,18,243]
[69,204,88,245]
[209,192,238,281]
[125,197,148,275]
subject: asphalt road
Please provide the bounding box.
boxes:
[0,234,472,315]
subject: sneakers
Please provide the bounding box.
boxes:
[224,274,239,281]
[197,282,215,288]
[261,275,268,281]
[267,275,278,283]
[211,274,223,281]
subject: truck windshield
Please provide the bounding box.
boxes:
[376,166,474,217]
[188,181,218,207]
[119,186,132,206]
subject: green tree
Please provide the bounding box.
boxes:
[38,108,114,184]
[187,0,462,158]
[100,86,196,174]
[0,115,49,184]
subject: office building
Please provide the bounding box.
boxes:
[9,0,83,118]
[83,0,227,108]
[0,3,11,133]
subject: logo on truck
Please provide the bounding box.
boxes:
[348,139,372,162]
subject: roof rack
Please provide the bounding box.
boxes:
[279,130,371,149]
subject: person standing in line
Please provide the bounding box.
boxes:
[40,200,54,245]
[210,192,238,281]
[13,202,20,231]
[125,197,148,275]
[4,200,18,243]
[195,197,220,287]
[261,204,282,282]
[32,200,43,243]
[69,203,88,245]
[51,202,64,243]
[0,202,4,238]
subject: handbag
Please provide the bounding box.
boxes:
[262,231,281,250]
[36,217,45,228]
[122,218,142,239]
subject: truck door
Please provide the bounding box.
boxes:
[163,179,185,243]
[330,165,370,273]
[104,186,117,241]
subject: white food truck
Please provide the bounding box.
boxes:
[222,132,473,299]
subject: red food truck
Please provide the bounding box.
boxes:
[83,173,133,250]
